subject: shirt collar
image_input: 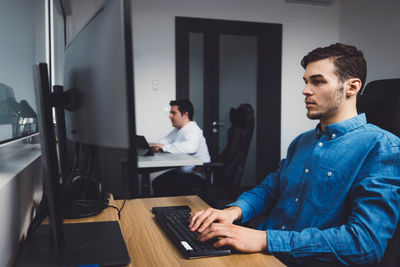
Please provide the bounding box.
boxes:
[315,113,367,140]
[177,121,194,131]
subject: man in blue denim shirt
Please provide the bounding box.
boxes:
[189,43,400,265]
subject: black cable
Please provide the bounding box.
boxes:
[119,199,127,219]
[86,144,93,175]
[14,194,49,262]
[23,194,49,243]
[79,143,90,177]
[64,141,80,189]
[119,199,127,214]
[106,204,121,220]
[87,144,102,196]
[105,199,127,220]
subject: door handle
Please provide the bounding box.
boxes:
[212,121,225,127]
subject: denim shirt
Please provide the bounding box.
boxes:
[229,114,400,265]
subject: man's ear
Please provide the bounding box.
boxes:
[183,111,189,118]
[346,78,362,97]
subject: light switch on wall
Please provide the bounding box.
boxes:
[152,76,158,90]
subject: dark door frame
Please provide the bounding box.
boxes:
[175,17,282,183]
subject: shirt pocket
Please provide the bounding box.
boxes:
[305,166,349,211]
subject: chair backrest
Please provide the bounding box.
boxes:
[214,103,254,188]
[357,78,400,267]
[357,78,400,137]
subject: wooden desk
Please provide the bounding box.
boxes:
[117,195,285,267]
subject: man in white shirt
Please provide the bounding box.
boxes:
[151,99,210,196]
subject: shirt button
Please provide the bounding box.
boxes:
[281,225,286,230]
[318,142,323,147]
[295,198,299,202]
[305,169,309,173]
[327,171,332,177]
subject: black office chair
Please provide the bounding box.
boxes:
[357,78,400,137]
[201,103,255,204]
[357,78,400,267]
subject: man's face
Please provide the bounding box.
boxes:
[169,105,187,128]
[302,58,346,122]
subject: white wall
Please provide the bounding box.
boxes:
[131,0,341,157]
[340,0,400,85]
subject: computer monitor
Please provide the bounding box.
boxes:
[17,62,131,267]
[62,0,138,199]
[16,0,135,265]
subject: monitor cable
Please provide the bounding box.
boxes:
[62,143,109,219]
[105,199,126,220]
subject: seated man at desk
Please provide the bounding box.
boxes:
[189,43,400,266]
[151,99,210,196]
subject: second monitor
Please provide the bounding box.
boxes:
[62,0,138,198]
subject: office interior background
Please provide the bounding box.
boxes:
[0,0,399,266]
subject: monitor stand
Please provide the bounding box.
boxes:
[16,221,130,266]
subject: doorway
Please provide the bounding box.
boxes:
[176,17,281,185]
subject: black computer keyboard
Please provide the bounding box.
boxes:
[155,211,231,259]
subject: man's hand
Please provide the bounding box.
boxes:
[198,223,267,253]
[149,143,164,151]
[189,206,242,233]
[189,207,267,253]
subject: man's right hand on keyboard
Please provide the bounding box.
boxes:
[189,206,268,254]
[189,206,242,233]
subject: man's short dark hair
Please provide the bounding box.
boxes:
[170,99,194,120]
[301,43,367,90]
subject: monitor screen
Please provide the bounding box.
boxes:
[63,0,138,198]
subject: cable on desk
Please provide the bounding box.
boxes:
[119,199,127,217]
[105,199,126,220]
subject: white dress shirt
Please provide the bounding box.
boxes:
[158,121,210,176]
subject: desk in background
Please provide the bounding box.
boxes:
[117,195,285,267]
[137,153,203,196]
